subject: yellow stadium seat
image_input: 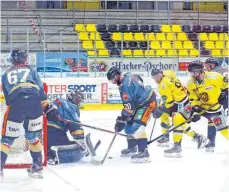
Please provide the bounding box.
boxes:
[219,33,229,41]
[166,33,176,41]
[145,33,155,41]
[90,32,101,41]
[223,49,229,56]
[226,41,229,49]
[134,33,145,41]
[174,41,183,49]
[190,49,199,57]
[112,32,122,41]
[79,32,89,41]
[87,51,96,57]
[75,24,85,32]
[95,41,105,49]
[205,41,215,49]
[98,49,109,57]
[183,41,194,49]
[122,49,132,57]
[86,24,96,32]
[178,50,189,57]
[124,32,134,41]
[161,41,172,49]
[144,50,155,57]
[208,33,219,41]
[156,33,166,41]
[150,41,161,49]
[172,25,182,32]
[199,33,208,41]
[156,49,167,57]
[215,41,225,49]
[133,50,144,57]
[211,49,222,57]
[177,33,188,41]
[167,50,178,57]
[161,24,171,32]
[82,41,93,50]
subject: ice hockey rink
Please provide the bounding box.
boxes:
[0,110,228,192]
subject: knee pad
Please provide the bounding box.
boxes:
[1,136,15,146]
[172,112,187,130]
[160,113,170,127]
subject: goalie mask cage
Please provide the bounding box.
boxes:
[1,103,48,169]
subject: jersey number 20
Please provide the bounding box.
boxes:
[7,69,30,84]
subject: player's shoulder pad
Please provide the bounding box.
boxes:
[205,71,220,80]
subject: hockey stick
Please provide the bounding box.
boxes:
[147,102,219,145]
[149,118,157,140]
[56,116,134,139]
[90,133,117,166]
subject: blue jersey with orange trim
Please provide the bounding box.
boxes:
[119,72,154,118]
[1,64,47,105]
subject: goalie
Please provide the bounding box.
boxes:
[44,89,100,165]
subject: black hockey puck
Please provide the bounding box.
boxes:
[108,156,113,159]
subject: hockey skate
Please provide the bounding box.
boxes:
[157,136,170,147]
[27,158,43,179]
[164,142,182,158]
[193,133,208,149]
[120,146,137,157]
[131,150,151,163]
[205,140,215,152]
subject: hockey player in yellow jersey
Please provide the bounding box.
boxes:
[187,61,228,144]
[151,69,206,158]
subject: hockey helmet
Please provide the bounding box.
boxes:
[151,68,162,76]
[107,66,122,85]
[188,60,204,73]
[67,89,84,107]
[205,57,219,70]
[11,48,27,65]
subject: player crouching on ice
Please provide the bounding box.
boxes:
[44,89,100,165]
[107,67,157,163]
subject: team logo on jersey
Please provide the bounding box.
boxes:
[199,92,208,102]
[213,117,222,126]
[122,92,129,101]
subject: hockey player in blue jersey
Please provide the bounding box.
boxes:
[203,57,228,152]
[1,49,47,178]
[44,89,99,165]
[107,67,157,163]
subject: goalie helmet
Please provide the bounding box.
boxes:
[107,66,122,85]
[188,60,204,73]
[67,89,84,107]
[11,48,27,65]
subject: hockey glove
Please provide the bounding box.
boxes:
[190,105,203,122]
[44,104,58,123]
[153,105,170,119]
[115,116,127,132]
[218,89,228,105]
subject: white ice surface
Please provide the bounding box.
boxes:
[1,110,228,192]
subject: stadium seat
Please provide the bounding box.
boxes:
[192,25,202,33]
[124,32,134,41]
[208,33,219,41]
[119,25,128,32]
[172,25,182,32]
[87,51,96,57]
[95,41,105,49]
[150,41,161,49]
[215,41,225,49]
[110,48,120,56]
[112,32,122,41]
[129,42,138,50]
[75,24,85,32]
[130,25,139,32]
[101,32,111,41]
[98,49,109,57]
[205,41,215,49]
[211,49,222,57]
[183,41,194,49]
[82,41,93,50]
[223,25,228,33]
[90,32,101,40]
[174,41,183,49]
[178,50,189,57]
[219,33,229,41]
[190,49,199,57]
[140,42,148,50]
[79,32,89,41]
[145,33,155,41]
[144,50,155,57]
[223,49,229,56]
[105,41,115,50]
[86,24,97,32]
[177,33,188,41]
[213,25,222,33]
[226,41,229,49]
[156,33,166,41]
[122,49,132,57]
[166,33,176,41]
[140,25,150,33]
[199,33,208,41]
[202,25,212,33]
[161,41,172,49]
[167,50,178,57]
[156,49,167,57]
[97,24,107,32]
[133,49,144,57]
[161,25,171,33]
[182,25,191,33]
[117,41,127,49]
[108,25,118,32]
[134,32,145,41]
[151,25,161,33]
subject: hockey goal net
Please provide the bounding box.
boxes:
[0,93,47,168]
